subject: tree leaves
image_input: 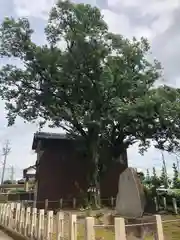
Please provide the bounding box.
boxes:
[0,0,180,157]
[0,17,34,59]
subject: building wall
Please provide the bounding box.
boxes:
[36,139,127,209]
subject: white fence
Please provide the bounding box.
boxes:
[0,202,165,239]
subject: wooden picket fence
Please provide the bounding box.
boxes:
[0,202,166,240]
[25,195,180,213]
[154,196,179,214]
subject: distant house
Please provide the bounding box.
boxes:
[32,132,128,209]
[23,165,36,180]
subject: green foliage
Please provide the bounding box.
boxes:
[172,163,180,189]
[3,180,13,184]
[160,166,169,188]
[9,189,26,194]
[151,167,161,188]
[137,171,145,183]
[144,169,152,187]
[0,0,180,196]
[144,185,153,199]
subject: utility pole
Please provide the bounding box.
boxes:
[1,140,11,185]
[10,165,15,182]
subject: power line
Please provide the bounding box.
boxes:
[1,140,11,185]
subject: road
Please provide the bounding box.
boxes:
[0,230,13,240]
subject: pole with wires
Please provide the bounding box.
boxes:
[1,140,11,185]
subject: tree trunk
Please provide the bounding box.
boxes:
[88,139,101,208]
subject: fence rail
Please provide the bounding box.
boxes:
[18,195,180,213]
[0,202,166,239]
[21,197,117,210]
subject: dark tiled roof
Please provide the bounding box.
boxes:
[32,131,71,150]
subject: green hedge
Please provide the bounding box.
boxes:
[144,186,180,207]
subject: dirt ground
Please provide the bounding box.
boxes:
[0,230,13,240]
[58,210,180,240]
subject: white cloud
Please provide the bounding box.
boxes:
[151,13,174,37]
[13,0,55,19]
[135,27,153,40]
[13,0,100,19]
[101,10,131,36]
[107,0,180,38]
[108,0,179,15]
[102,9,153,40]
[139,0,179,17]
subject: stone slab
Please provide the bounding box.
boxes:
[115,167,146,218]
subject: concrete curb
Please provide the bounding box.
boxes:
[0,225,29,240]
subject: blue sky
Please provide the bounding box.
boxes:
[0,0,179,179]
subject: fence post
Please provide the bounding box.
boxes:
[37,209,45,240]
[69,214,77,240]
[0,204,2,223]
[15,203,21,230]
[3,204,7,225]
[172,198,178,214]
[9,202,15,228]
[6,203,11,227]
[111,197,114,208]
[2,204,7,225]
[0,204,5,224]
[19,206,25,234]
[45,199,48,212]
[154,197,159,212]
[4,203,10,226]
[24,207,31,237]
[155,215,164,240]
[115,217,126,240]
[73,198,76,209]
[46,210,54,240]
[163,197,167,210]
[4,203,8,225]
[56,212,64,240]
[85,217,95,240]
[59,198,63,209]
[30,207,37,238]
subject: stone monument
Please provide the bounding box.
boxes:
[115,167,146,218]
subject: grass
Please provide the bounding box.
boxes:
[77,224,115,240]
[162,215,180,240]
[76,224,155,240]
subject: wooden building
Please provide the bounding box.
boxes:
[32,132,128,209]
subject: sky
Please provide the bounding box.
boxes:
[0,0,179,179]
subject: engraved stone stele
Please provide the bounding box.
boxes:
[115,167,146,218]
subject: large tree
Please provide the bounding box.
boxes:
[0,0,180,204]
